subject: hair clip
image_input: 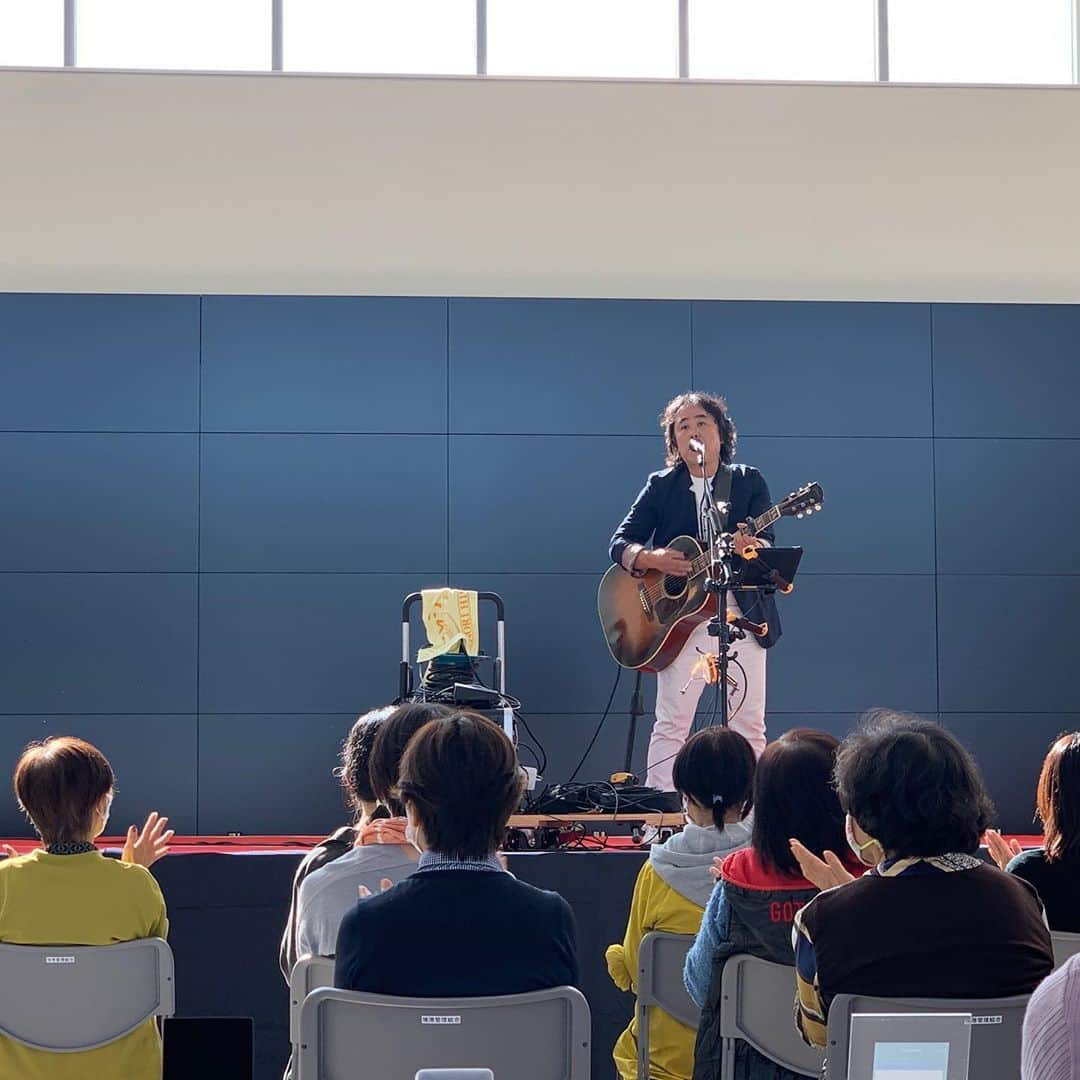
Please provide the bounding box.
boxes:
[711,794,725,804]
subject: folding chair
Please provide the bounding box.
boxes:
[717,954,824,1080]
[825,992,1030,1080]
[636,931,700,1080]
[1051,930,1080,968]
[0,938,174,1052]
[296,985,590,1080]
[289,955,336,1064]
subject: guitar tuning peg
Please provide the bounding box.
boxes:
[796,512,804,519]
[814,503,822,511]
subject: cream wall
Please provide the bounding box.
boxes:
[1,67,1078,300]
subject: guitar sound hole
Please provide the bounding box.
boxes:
[662,574,688,599]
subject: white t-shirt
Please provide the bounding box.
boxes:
[688,471,725,539]
[295,843,419,959]
[687,470,770,616]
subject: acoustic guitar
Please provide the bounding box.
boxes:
[597,482,824,672]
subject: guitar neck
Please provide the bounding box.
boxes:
[747,504,780,536]
[687,501,781,579]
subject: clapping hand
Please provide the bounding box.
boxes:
[985,829,1023,871]
[357,878,394,899]
[789,838,856,891]
[121,811,174,868]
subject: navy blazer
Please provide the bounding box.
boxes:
[608,460,782,648]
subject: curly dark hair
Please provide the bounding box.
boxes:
[834,710,995,858]
[660,392,738,467]
[339,705,397,817]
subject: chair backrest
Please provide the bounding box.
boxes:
[415,1072,494,1080]
[825,992,1031,1080]
[297,985,590,1080]
[1051,930,1080,968]
[289,955,335,1046]
[635,932,700,1080]
[637,931,699,1027]
[0,938,174,1052]
[718,954,825,1078]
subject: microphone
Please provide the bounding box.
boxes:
[688,437,705,455]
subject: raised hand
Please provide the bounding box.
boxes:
[357,877,394,899]
[985,829,1023,871]
[121,811,174,868]
[789,838,856,891]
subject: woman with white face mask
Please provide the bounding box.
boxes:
[792,710,1055,1052]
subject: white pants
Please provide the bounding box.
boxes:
[645,617,767,791]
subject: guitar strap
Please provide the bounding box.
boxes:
[711,464,734,530]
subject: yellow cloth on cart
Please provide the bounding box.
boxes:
[417,588,480,662]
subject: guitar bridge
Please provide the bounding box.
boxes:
[638,587,653,616]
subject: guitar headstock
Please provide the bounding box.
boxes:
[777,482,824,521]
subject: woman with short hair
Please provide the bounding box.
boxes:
[793,711,1054,1049]
[0,736,171,1080]
[987,731,1080,932]
[334,711,578,997]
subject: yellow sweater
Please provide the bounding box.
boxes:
[0,848,169,1080]
[606,861,705,1080]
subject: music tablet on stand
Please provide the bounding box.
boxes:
[733,546,803,590]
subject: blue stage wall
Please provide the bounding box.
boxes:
[1,294,1076,834]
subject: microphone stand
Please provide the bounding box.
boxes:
[697,448,742,731]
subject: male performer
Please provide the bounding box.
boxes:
[608,392,781,791]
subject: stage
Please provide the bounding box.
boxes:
[0,832,1040,1080]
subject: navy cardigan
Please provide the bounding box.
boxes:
[334,870,578,997]
[608,460,782,649]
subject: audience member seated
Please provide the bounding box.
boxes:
[792,711,1054,1050]
[334,711,578,996]
[293,702,452,962]
[279,704,395,979]
[986,732,1080,933]
[684,729,864,1080]
[0,736,171,1080]
[1022,952,1080,1080]
[606,728,756,1080]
